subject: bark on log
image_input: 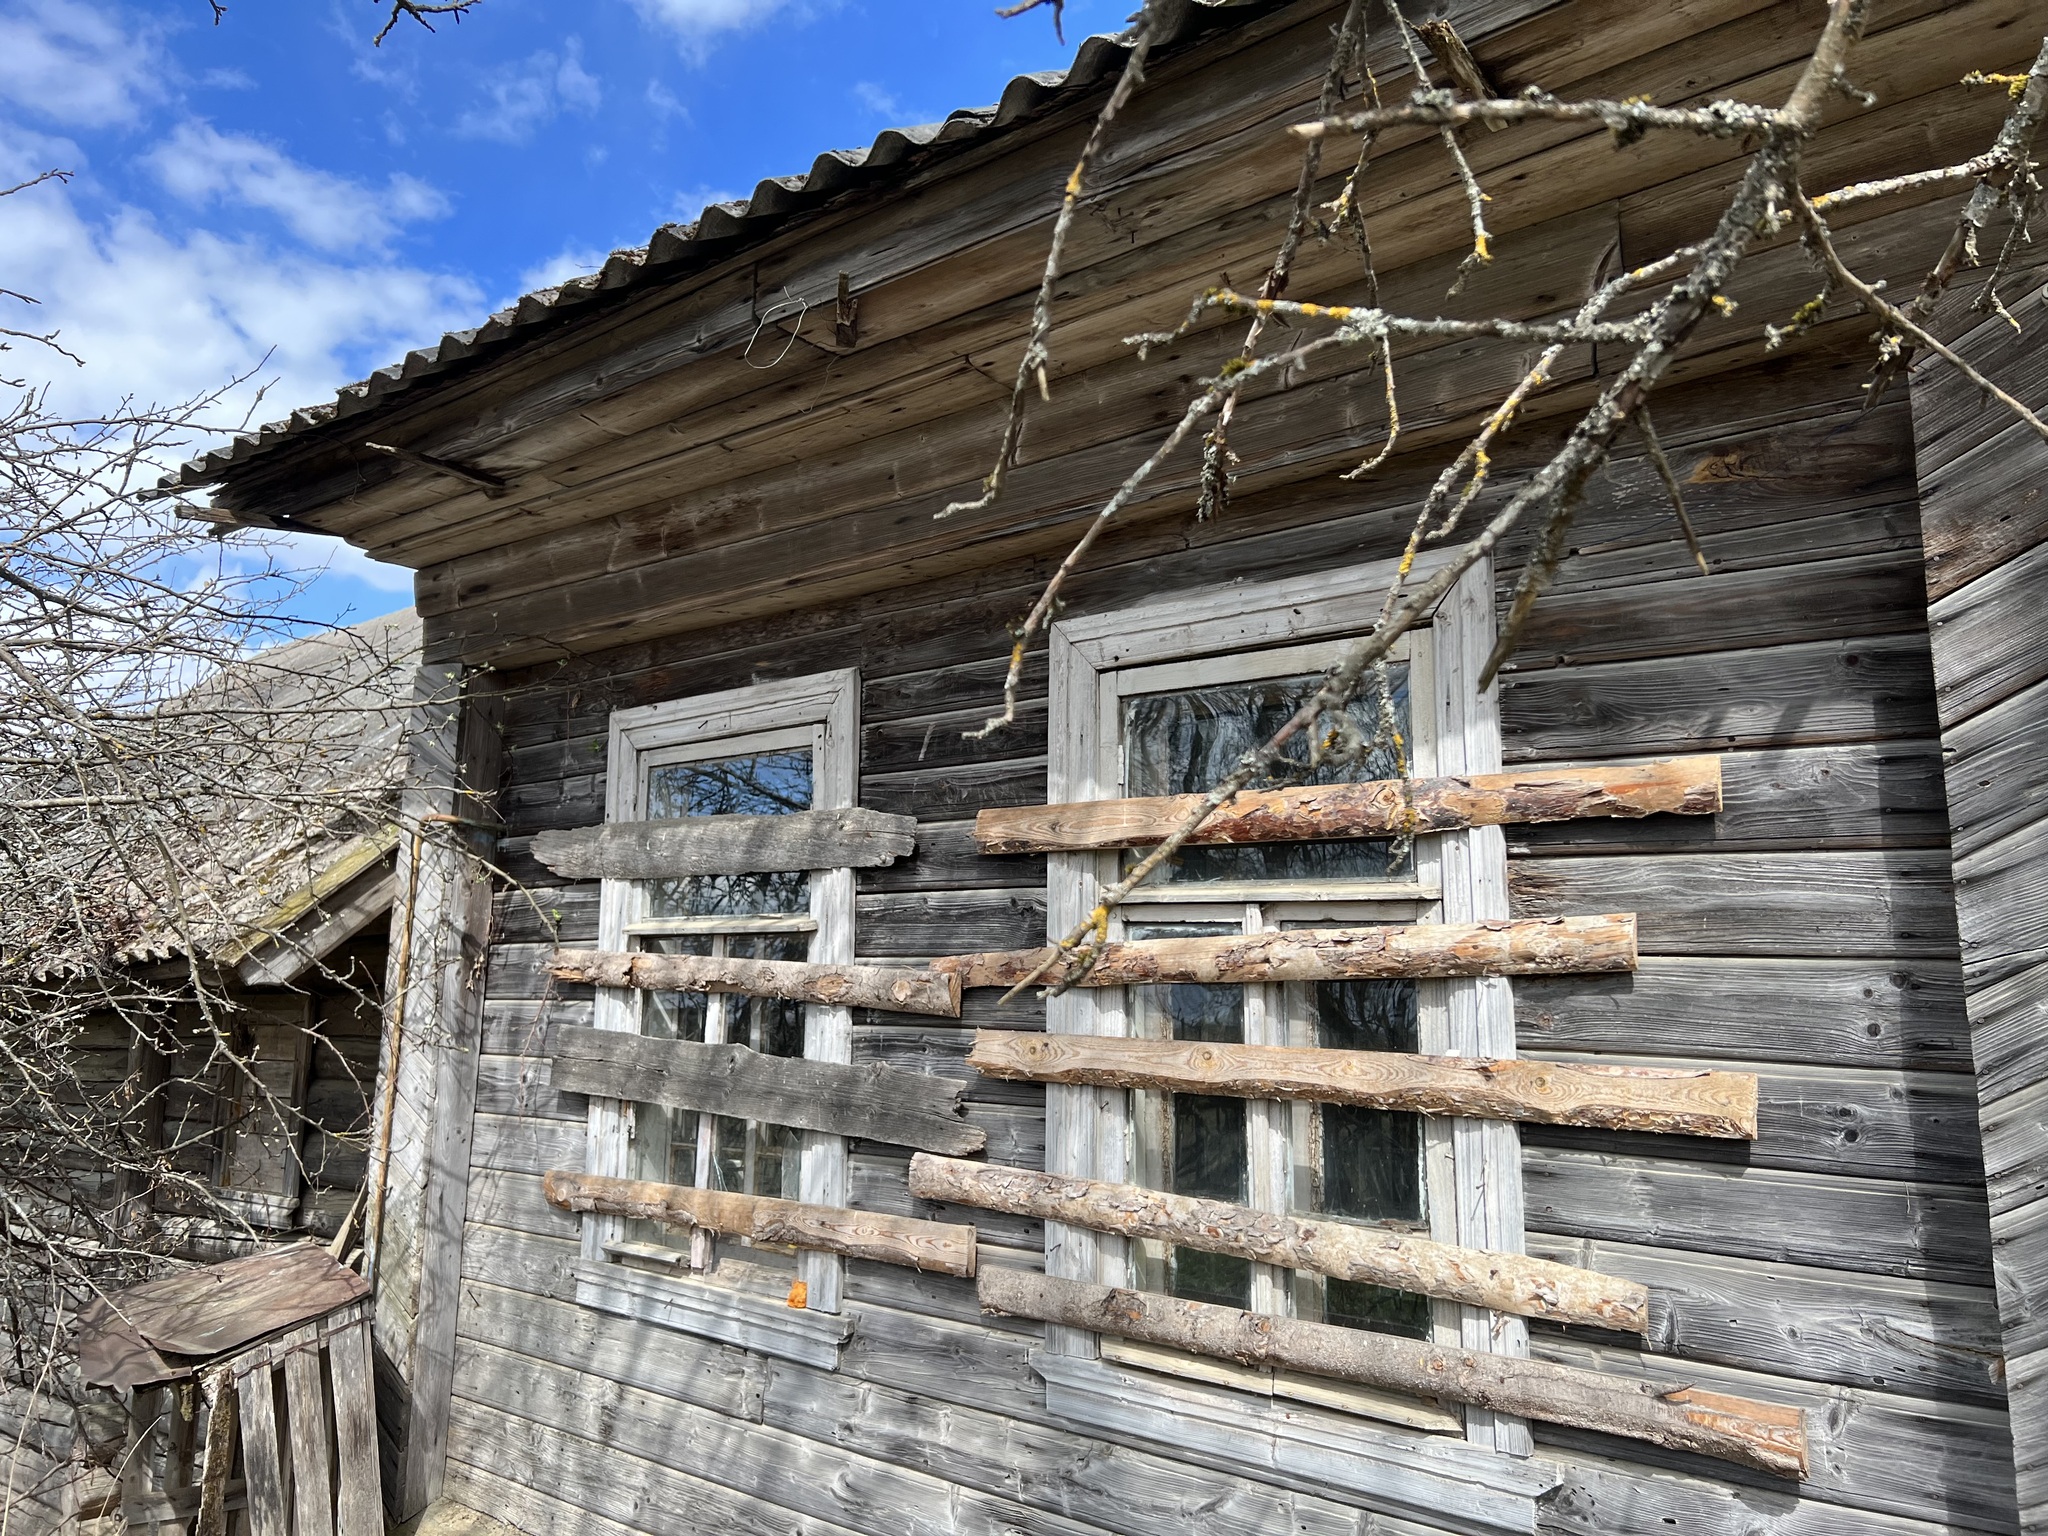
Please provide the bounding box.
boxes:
[934,915,1637,990]
[544,1169,976,1276]
[973,758,1722,855]
[978,1270,1806,1477]
[908,1155,1645,1330]
[552,947,961,1019]
[532,807,916,878]
[551,1025,986,1155]
[966,1032,1757,1139]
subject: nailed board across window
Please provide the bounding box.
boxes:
[551,1025,986,1155]
[532,806,915,879]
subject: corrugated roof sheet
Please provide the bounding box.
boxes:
[164,5,1264,493]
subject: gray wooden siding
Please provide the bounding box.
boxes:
[448,336,2016,1535]
[1910,276,2048,1535]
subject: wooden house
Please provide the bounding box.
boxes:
[161,0,2047,1531]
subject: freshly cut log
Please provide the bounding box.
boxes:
[551,1025,986,1155]
[552,947,961,1019]
[532,807,916,878]
[966,1032,1757,1139]
[544,1169,976,1276]
[978,1270,1806,1477]
[973,758,1722,855]
[934,915,1636,990]
[907,1154,1646,1330]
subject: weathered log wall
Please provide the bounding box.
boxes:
[292,0,2026,1530]
[1909,277,2048,1531]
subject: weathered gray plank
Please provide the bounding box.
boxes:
[1952,815,2048,992]
[1522,1147,1993,1283]
[551,1025,986,1154]
[1500,633,1938,763]
[326,1319,382,1536]
[530,807,916,879]
[1942,675,2048,861]
[1514,955,1971,1070]
[458,1220,580,1300]
[1509,851,1961,957]
[233,1361,287,1536]
[454,1338,1124,1536]
[854,888,1049,959]
[469,1110,586,1176]
[281,1330,335,1536]
[1927,535,2048,729]
[1525,1235,2006,1405]
[1506,551,1930,673]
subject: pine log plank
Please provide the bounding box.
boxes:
[934,914,1637,990]
[977,1270,1806,1477]
[550,947,961,1019]
[543,1169,976,1275]
[973,758,1722,855]
[531,807,916,879]
[965,1031,1757,1139]
[550,1024,986,1154]
[907,1154,1646,1330]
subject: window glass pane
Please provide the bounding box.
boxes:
[729,933,807,1058]
[1123,667,1409,883]
[645,748,813,916]
[1299,975,1430,1338]
[1131,922,1251,1309]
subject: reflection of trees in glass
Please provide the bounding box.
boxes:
[1304,976,1429,1337]
[646,749,814,916]
[1124,668,1409,882]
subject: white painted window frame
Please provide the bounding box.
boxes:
[575,669,859,1365]
[1039,553,1534,1464]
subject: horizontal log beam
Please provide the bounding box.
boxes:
[908,1155,1645,1330]
[973,758,1723,855]
[551,1025,986,1155]
[978,1270,1807,1478]
[543,1170,976,1276]
[967,1032,1757,1139]
[934,915,1637,990]
[532,807,916,879]
[552,947,960,1019]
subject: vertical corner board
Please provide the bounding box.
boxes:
[531,806,916,879]
[973,757,1722,854]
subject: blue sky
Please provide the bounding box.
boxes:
[0,0,1135,629]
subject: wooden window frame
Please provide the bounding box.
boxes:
[1041,553,1534,1462]
[574,669,859,1366]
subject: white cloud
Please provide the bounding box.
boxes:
[455,39,602,144]
[671,185,743,226]
[517,246,605,294]
[0,158,480,451]
[628,0,790,60]
[852,81,901,119]
[148,120,450,252]
[0,0,162,127]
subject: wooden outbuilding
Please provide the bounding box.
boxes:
[163,0,2047,1531]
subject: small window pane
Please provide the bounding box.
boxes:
[1132,923,1252,1309]
[645,748,813,916]
[1123,667,1409,884]
[1299,976,1430,1338]
[729,933,807,1058]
